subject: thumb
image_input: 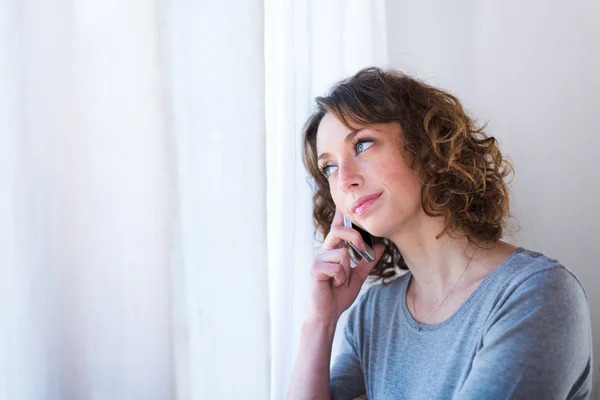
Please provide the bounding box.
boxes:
[352,243,386,284]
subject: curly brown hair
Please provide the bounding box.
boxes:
[301,67,514,284]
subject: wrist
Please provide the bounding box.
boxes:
[302,315,339,330]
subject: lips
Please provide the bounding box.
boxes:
[352,193,382,216]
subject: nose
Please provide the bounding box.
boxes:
[337,159,363,192]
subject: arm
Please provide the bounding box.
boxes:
[287,302,368,400]
[287,318,338,400]
[287,209,384,399]
[457,267,593,399]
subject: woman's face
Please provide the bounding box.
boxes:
[315,112,424,238]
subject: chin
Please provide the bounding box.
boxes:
[359,218,391,239]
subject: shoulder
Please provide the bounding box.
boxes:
[483,247,591,341]
[489,247,588,303]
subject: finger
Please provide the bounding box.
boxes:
[340,249,352,288]
[316,247,352,288]
[352,243,386,285]
[331,208,344,228]
[319,225,364,253]
[311,261,347,288]
[316,247,350,264]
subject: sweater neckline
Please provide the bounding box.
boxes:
[399,247,525,332]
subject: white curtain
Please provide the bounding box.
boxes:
[1,1,173,399]
[164,1,271,399]
[1,0,386,399]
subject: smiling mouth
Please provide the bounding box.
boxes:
[352,193,382,216]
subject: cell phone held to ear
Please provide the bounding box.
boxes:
[343,215,376,263]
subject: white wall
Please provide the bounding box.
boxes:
[386,0,600,396]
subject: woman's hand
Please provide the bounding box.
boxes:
[306,209,385,323]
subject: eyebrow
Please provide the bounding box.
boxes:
[317,127,367,162]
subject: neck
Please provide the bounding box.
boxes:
[388,214,480,299]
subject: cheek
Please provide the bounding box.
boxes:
[329,185,344,210]
[375,154,417,185]
[376,159,422,201]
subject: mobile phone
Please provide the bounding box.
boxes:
[343,215,376,263]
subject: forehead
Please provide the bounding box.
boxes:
[315,113,358,153]
[316,113,403,153]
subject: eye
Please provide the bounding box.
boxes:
[320,164,337,178]
[355,139,374,154]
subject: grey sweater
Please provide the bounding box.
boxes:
[330,247,593,399]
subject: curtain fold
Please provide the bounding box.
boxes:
[165,1,271,399]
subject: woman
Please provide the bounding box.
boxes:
[287,68,592,399]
